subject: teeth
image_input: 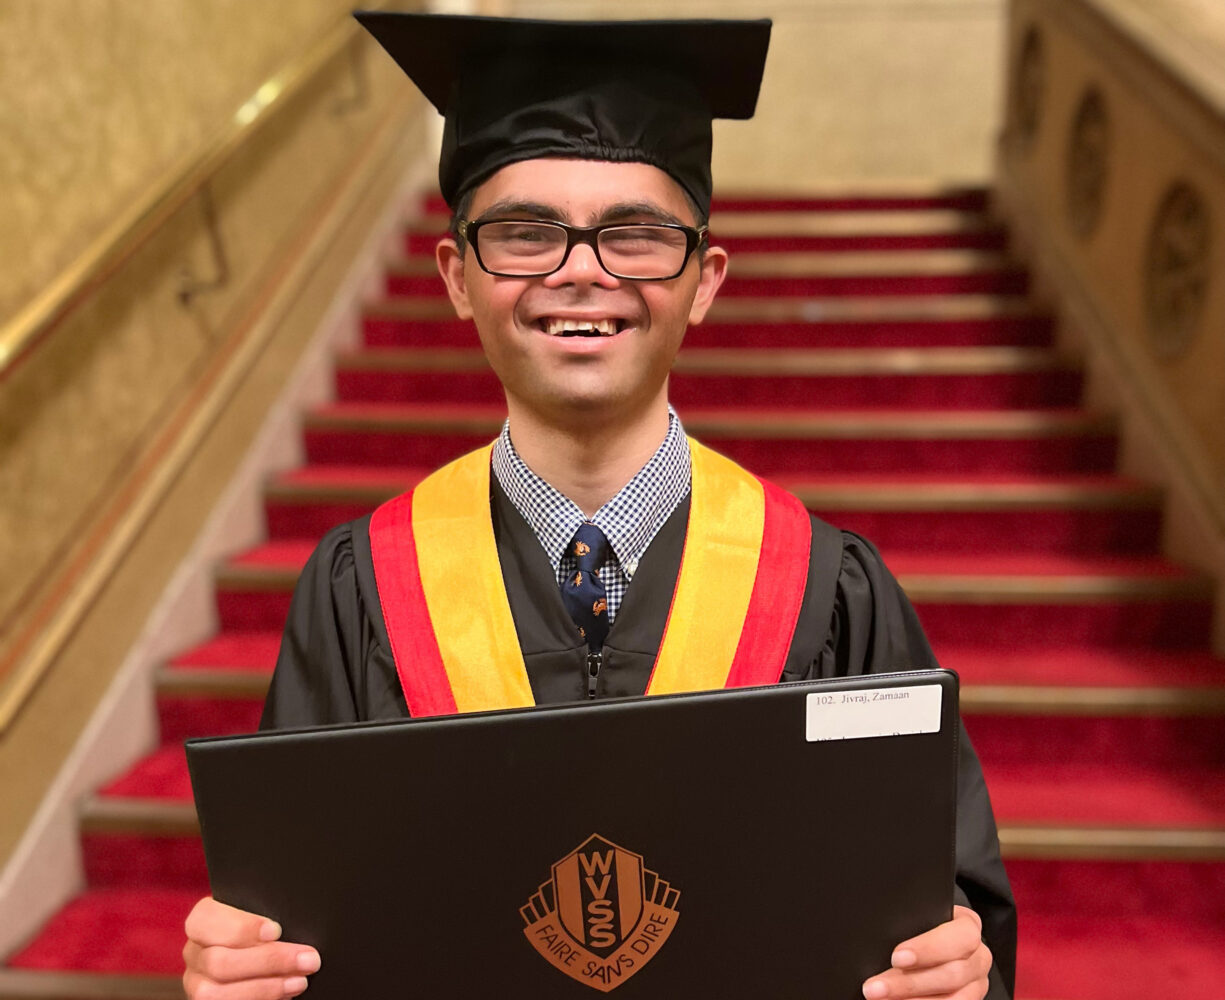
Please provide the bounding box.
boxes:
[544,318,620,336]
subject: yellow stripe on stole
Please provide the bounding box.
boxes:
[409,438,768,709]
[411,445,535,712]
[645,440,766,695]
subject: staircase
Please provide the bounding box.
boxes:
[3,189,1225,1000]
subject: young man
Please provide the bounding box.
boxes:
[183,13,1015,1000]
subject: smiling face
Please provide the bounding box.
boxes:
[435,158,727,430]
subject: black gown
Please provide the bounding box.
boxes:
[262,480,1018,998]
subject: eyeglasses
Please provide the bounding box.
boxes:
[457,219,708,280]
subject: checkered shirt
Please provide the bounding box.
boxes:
[491,410,692,624]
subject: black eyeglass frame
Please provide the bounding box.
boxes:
[456,218,709,280]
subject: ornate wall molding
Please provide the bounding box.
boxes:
[1066,85,1110,238]
[1013,24,1046,147]
[1145,180,1213,359]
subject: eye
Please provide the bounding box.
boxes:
[600,226,686,255]
[481,222,566,255]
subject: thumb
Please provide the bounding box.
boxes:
[184,897,282,948]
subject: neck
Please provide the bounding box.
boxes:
[506,395,671,517]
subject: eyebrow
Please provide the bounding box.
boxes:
[473,199,567,223]
[596,202,688,226]
[473,199,689,227]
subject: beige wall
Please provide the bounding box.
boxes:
[511,0,1008,188]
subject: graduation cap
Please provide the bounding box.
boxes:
[354,12,772,215]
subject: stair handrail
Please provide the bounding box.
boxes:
[0,6,385,381]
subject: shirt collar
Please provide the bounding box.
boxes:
[491,409,692,579]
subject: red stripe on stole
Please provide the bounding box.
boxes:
[724,480,813,687]
[368,491,459,717]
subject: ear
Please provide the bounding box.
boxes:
[686,245,729,326]
[436,238,474,320]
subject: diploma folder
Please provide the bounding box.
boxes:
[187,669,959,999]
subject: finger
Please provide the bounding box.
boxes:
[946,981,991,1000]
[862,942,992,1000]
[862,960,982,999]
[183,970,310,1000]
[185,897,282,949]
[192,941,321,983]
[889,907,983,970]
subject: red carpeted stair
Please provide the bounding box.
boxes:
[5,190,1224,1000]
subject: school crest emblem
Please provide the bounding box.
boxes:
[520,834,681,992]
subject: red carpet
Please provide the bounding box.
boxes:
[6,190,1224,1000]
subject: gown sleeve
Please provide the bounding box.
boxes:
[807,532,1018,1000]
[259,521,407,731]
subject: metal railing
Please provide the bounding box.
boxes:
[0,7,383,379]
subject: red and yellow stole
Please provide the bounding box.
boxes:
[368,439,811,717]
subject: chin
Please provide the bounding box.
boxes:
[516,385,642,423]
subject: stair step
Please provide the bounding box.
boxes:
[0,970,182,1000]
[386,268,1030,299]
[168,632,281,669]
[6,890,1223,1000]
[333,345,1083,410]
[299,403,1118,475]
[218,544,1207,597]
[721,210,1006,238]
[420,188,994,216]
[1015,911,1225,1000]
[76,792,1225,859]
[395,247,1021,276]
[153,664,1225,716]
[969,713,1225,768]
[3,888,201,976]
[363,306,1055,351]
[264,467,1160,553]
[266,467,1157,508]
[7,887,1220,1000]
[339,344,1075,374]
[410,207,1003,239]
[155,690,262,743]
[212,544,1211,640]
[405,229,1013,255]
[940,646,1225,688]
[986,762,1225,829]
[365,292,1044,324]
[158,667,271,698]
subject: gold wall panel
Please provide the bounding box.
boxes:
[511,0,1008,187]
[0,102,430,868]
[0,0,362,323]
[0,23,420,650]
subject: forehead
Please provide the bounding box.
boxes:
[466,158,696,223]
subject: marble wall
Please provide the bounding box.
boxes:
[510,0,1009,187]
[0,1,369,323]
[0,4,423,685]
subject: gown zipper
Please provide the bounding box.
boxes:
[586,649,603,699]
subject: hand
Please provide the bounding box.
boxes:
[861,905,992,999]
[183,896,321,1000]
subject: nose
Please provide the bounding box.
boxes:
[543,241,620,289]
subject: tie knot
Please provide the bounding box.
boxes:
[569,522,609,572]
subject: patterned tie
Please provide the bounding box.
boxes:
[561,522,611,649]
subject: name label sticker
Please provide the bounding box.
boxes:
[805,684,943,742]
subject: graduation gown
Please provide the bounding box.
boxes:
[263,480,1017,997]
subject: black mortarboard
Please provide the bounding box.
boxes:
[354,12,771,215]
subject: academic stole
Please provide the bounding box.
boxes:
[368,439,812,716]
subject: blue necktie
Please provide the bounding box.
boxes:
[561,522,611,649]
